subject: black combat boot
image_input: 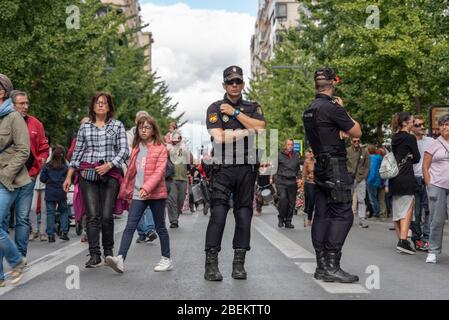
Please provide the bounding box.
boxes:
[278,217,284,228]
[204,249,223,281]
[314,251,327,280]
[231,249,247,280]
[284,221,295,229]
[323,251,359,283]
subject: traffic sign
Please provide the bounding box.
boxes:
[293,140,303,156]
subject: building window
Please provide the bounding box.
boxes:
[275,3,287,19]
[275,31,284,44]
[96,6,109,17]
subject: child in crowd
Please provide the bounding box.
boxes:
[40,145,70,243]
[105,116,172,273]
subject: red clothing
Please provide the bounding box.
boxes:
[198,163,207,178]
[73,162,128,222]
[25,115,49,178]
[67,138,76,161]
[165,132,172,144]
[119,142,168,201]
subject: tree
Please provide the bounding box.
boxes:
[248,29,318,147]
[0,0,178,144]
[97,42,181,133]
[250,0,449,145]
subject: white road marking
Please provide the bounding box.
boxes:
[252,216,369,295]
[0,218,127,296]
[295,262,370,294]
[252,217,315,259]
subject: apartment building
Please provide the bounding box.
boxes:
[100,0,154,72]
[251,0,301,76]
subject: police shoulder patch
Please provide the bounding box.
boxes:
[209,113,218,124]
[256,106,263,115]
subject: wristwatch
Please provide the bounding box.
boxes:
[232,109,241,119]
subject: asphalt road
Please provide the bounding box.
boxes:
[1,205,449,300]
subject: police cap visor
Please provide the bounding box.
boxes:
[314,68,337,81]
[223,66,244,82]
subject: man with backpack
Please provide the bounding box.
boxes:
[347,138,370,228]
[166,131,193,228]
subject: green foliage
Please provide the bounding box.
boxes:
[249,0,449,145]
[0,0,177,145]
[248,29,317,147]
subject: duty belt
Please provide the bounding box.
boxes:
[220,164,253,168]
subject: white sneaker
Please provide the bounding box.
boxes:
[154,257,173,272]
[105,255,124,273]
[426,253,437,264]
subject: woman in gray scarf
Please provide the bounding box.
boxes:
[0,74,30,286]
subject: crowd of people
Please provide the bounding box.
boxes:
[256,111,448,265]
[0,73,203,286]
[1,65,449,288]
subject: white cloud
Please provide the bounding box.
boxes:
[141,2,256,125]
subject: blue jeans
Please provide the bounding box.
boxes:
[367,184,380,217]
[118,199,169,259]
[137,207,155,236]
[411,177,430,242]
[46,200,69,236]
[0,185,24,280]
[5,180,35,256]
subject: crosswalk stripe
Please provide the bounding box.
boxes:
[252,217,315,259]
[0,218,128,296]
[251,216,369,295]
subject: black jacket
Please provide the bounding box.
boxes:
[276,150,301,185]
[389,131,420,196]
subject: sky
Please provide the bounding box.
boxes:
[140,0,258,16]
[139,1,258,155]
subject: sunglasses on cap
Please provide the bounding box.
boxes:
[224,79,243,86]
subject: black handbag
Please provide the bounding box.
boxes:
[80,168,100,182]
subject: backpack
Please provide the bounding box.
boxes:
[379,151,399,180]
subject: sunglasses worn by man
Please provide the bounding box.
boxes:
[224,79,243,86]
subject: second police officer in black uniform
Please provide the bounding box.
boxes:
[303,67,362,283]
[204,66,266,281]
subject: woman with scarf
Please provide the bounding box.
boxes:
[0,74,29,286]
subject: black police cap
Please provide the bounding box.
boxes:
[223,65,243,82]
[314,67,337,81]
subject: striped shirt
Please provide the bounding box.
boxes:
[69,119,129,169]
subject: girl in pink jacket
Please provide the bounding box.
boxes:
[105,116,172,273]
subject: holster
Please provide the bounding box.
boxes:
[316,154,352,204]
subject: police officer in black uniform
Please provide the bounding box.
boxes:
[303,67,362,283]
[204,66,265,281]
